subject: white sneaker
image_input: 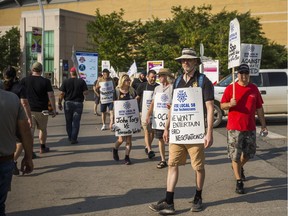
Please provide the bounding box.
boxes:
[101,124,106,131]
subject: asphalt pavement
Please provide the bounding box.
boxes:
[6,97,287,216]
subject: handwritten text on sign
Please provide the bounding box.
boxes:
[152,92,172,130]
[228,18,241,69]
[100,80,114,104]
[169,88,205,144]
[114,99,141,136]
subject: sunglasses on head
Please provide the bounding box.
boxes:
[238,71,249,75]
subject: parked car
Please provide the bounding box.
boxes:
[213,69,288,127]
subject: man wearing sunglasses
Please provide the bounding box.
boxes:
[220,63,268,194]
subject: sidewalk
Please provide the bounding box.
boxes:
[6,100,287,216]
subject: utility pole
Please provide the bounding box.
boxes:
[37,0,45,72]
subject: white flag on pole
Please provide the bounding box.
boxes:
[127,60,137,77]
[110,66,119,78]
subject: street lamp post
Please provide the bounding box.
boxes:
[37,0,45,71]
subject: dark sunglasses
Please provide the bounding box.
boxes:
[124,79,131,81]
[238,71,249,75]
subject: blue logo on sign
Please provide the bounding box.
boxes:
[177,90,187,103]
[161,94,169,102]
[78,64,86,71]
[123,101,131,110]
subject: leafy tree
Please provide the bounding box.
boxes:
[86,6,287,76]
[87,9,142,72]
[138,18,180,73]
[0,27,21,73]
[261,42,288,69]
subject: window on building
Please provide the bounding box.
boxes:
[25,31,54,73]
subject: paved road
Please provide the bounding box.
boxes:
[215,115,287,174]
[6,100,287,216]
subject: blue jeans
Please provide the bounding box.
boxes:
[64,101,84,141]
[0,161,13,216]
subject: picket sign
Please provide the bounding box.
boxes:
[169,87,205,144]
[99,80,114,104]
[228,18,241,98]
[240,43,263,76]
[141,91,154,123]
[114,99,141,137]
[152,92,172,130]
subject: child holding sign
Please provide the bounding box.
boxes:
[112,74,138,165]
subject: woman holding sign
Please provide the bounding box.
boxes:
[112,74,139,165]
[146,68,174,169]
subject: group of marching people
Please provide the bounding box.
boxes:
[93,47,268,215]
[93,65,174,167]
[0,47,269,215]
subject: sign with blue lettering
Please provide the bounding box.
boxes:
[228,18,241,69]
[141,91,154,123]
[152,92,172,130]
[99,80,114,104]
[169,88,205,144]
[114,99,141,136]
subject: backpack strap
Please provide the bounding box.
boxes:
[174,73,205,88]
[174,74,183,89]
[198,73,205,88]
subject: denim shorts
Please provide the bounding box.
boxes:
[100,103,113,112]
[227,130,256,161]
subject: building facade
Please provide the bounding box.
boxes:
[0,0,287,86]
[20,9,93,87]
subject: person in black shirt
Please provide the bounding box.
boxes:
[112,74,137,165]
[149,48,214,214]
[58,67,88,144]
[3,66,32,175]
[131,71,147,90]
[136,70,159,159]
[20,62,57,154]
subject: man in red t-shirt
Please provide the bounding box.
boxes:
[221,64,268,194]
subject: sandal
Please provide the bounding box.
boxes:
[157,161,167,169]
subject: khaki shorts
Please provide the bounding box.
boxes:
[141,121,153,132]
[227,130,256,161]
[168,143,205,171]
[31,111,49,132]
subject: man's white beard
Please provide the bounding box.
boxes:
[184,64,197,74]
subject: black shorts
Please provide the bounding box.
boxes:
[154,129,164,139]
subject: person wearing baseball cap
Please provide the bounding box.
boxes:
[70,67,77,73]
[221,63,268,194]
[20,62,57,156]
[58,67,88,144]
[95,68,116,131]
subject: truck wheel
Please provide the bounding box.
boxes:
[213,104,223,128]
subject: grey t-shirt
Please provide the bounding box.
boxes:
[0,89,26,156]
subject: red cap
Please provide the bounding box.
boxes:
[70,67,76,72]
